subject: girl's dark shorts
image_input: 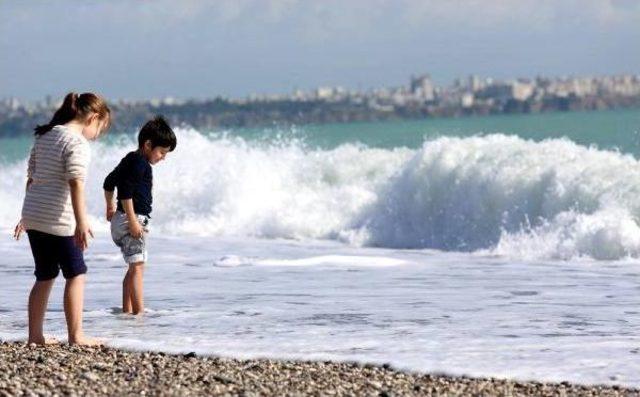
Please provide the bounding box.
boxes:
[27,230,87,281]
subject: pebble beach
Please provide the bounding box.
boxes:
[1,341,638,397]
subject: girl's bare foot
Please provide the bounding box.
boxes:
[28,336,60,346]
[69,336,104,346]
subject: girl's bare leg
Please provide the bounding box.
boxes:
[28,279,55,345]
[64,275,100,346]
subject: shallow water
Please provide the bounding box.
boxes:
[1,233,639,386]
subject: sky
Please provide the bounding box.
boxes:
[1,0,639,101]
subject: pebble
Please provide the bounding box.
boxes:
[0,341,637,396]
[81,372,100,382]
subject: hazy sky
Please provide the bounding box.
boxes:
[1,0,639,100]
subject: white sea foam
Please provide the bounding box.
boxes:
[357,134,640,260]
[3,129,640,260]
[255,255,406,267]
[213,255,255,267]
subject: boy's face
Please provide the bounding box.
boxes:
[142,141,172,165]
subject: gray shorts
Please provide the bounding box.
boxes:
[110,211,150,265]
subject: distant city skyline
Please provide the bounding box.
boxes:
[1,1,639,101]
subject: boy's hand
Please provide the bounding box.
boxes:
[106,204,116,221]
[74,221,94,251]
[13,220,25,240]
[129,220,144,239]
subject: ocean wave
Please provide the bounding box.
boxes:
[356,134,640,260]
[3,129,640,260]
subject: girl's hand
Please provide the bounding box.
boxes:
[106,204,116,221]
[13,220,25,240]
[74,222,94,250]
[129,220,144,239]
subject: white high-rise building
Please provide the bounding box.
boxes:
[410,74,435,101]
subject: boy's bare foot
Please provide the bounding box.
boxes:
[69,336,104,346]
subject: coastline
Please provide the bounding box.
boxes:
[1,341,637,396]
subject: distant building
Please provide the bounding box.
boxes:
[410,74,435,101]
[467,75,483,92]
[315,87,334,100]
[477,81,533,102]
[512,81,534,101]
[460,93,474,108]
[292,89,306,100]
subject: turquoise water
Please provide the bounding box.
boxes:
[2,109,640,163]
[234,108,640,152]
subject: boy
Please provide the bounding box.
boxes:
[103,116,176,315]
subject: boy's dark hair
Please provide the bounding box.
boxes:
[138,116,177,151]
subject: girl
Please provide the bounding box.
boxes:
[14,92,111,346]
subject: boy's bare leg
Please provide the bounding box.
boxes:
[64,275,100,346]
[122,270,133,314]
[129,262,145,315]
[28,279,55,345]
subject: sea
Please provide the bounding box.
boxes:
[1,109,640,386]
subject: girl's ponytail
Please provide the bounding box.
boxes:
[34,93,79,136]
[34,92,111,136]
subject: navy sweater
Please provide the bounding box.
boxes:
[103,151,153,216]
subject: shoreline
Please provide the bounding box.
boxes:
[1,341,637,396]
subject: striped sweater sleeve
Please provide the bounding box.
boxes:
[63,138,90,180]
[27,144,36,178]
